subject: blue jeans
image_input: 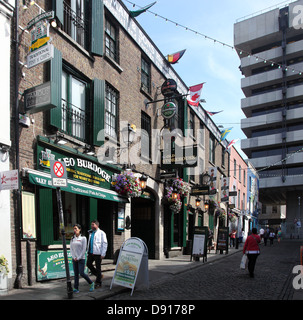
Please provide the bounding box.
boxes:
[72,259,92,290]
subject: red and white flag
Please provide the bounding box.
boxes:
[187,83,205,107]
[226,139,239,150]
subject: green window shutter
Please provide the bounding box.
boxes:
[89,198,98,222]
[49,48,62,129]
[52,0,64,26]
[91,0,104,56]
[39,188,54,246]
[93,79,105,146]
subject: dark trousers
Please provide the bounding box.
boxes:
[72,259,92,289]
[87,253,102,284]
[247,254,259,277]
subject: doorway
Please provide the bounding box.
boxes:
[131,197,155,259]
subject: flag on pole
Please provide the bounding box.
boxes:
[167,49,186,64]
[205,110,223,116]
[130,2,157,18]
[187,83,205,107]
[226,138,239,150]
[220,127,233,142]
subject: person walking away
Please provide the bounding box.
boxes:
[277,229,282,243]
[87,220,108,288]
[259,227,264,242]
[208,227,214,253]
[230,230,236,247]
[70,224,94,293]
[269,230,275,246]
[263,229,269,246]
[243,228,261,278]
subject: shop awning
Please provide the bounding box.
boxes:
[26,169,129,203]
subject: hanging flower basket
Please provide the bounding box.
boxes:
[163,179,190,214]
[0,255,9,276]
[215,208,227,221]
[228,212,237,223]
[164,186,182,213]
[113,171,142,198]
[171,178,191,197]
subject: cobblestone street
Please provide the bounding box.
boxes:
[107,240,302,300]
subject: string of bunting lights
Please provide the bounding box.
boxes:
[125,0,303,76]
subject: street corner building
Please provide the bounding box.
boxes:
[2,0,259,292]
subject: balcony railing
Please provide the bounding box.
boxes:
[61,99,88,141]
[63,1,88,49]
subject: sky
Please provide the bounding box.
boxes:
[122,0,296,159]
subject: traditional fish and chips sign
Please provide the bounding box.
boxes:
[26,11,54,69]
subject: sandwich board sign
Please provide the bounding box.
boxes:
[191,226,208,263]
[110,237,149,296]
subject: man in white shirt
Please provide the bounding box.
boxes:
[87,220,108,288]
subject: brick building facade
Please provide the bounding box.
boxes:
[8,0,232,289]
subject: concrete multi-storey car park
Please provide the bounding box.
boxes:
[234,0,303,237]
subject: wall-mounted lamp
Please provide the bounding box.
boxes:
[55,135,67,145]
[139,173,148,190]
[83,145,95,156]
[172,188,179,200]
[204,200,209,211]
[195,197,201,207]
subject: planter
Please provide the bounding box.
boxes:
[0,272,8,295]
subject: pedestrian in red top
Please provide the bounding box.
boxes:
[243,228,261,278]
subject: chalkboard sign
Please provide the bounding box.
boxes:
[216,227,229,254]
[191,226,208,262]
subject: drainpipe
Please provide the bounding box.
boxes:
[13,0,23,289]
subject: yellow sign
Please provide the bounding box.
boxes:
[29,37,50,52]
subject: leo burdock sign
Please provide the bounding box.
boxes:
[216,227,229,254]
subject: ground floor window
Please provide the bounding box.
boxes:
[52,190,89,241]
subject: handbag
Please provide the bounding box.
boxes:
[240,254,247,270]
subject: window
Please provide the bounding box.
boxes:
[53,191,88,241]
[141,56,151,94]
[105,84,118,138]
[63,0,88,49]
[141,111,151,160]
[61,69,88,141]
[105,19,118,62]
[239,165,242,182]
[199,122,204,146]
[221,146,225,167]
[189,111,195,138]
[209,134,215,163]
[234,159,237,178]
[243,170,246,187]
[199,158,205,185]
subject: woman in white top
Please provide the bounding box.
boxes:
[70,224,94,293]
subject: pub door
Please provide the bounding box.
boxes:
[131,197,155,259]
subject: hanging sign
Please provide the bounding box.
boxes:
[110,237,149,296]
[24,81,57,114]
[27,43,54,69]
[161,101,177,119]
[161,79,177,97]
[0,170,19,191]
